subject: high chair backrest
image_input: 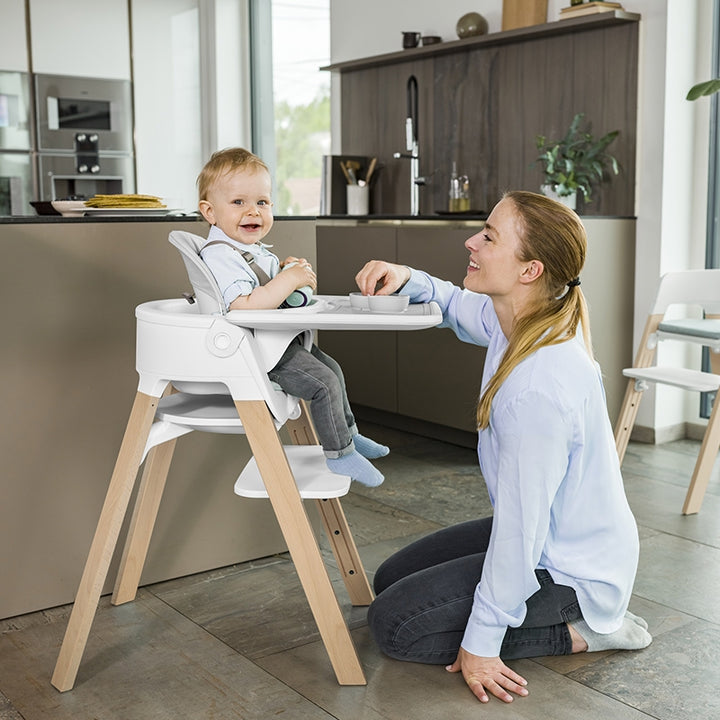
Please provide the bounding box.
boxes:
[169,230,227,315]
[651,269,720,316]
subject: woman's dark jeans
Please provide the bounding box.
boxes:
[367,517,581,665]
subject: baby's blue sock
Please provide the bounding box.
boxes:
[353,434,390,459]
[327,451,384,487]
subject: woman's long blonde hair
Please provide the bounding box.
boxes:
[476,191,592,429]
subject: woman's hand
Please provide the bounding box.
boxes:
[446,648,528,703]
[355,261,411,296]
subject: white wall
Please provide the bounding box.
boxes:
[329,0,716,438]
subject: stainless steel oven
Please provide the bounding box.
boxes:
[34,74,134,200]
[35,74,132,153]
[0,70,32,152]
[0,70,35,214]
[38,153,133,202]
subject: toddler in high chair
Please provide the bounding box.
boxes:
[197,147,387,487]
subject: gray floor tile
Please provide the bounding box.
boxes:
[153,553,369,659]
[2,435,718,720]
[0,590,333,720]
[257,626,657,719]
[568,620,720,720]
[635,533,720,623]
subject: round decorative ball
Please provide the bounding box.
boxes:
[456,12,488,39]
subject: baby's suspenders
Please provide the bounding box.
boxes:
[203,240,272,286]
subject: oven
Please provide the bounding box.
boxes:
[34,73,134,200]
[0,70,35,214]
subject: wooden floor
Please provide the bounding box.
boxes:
[2,424,720,719]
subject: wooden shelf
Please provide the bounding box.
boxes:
[322,10,640,73]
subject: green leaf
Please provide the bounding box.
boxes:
[687,79,720,101]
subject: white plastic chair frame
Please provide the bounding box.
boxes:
[614,269,720,514]
[51,233,373,692]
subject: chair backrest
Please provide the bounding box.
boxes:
[652,269,720,316]
[169,230,226,315]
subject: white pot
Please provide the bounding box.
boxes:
[541,184,577,210]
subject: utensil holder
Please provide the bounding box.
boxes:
[346,185,369,215]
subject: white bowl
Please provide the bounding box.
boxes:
[349,292,370,310]
[367,294,409,313]
[51,200,87,217]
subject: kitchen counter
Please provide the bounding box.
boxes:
[0,217,316,620]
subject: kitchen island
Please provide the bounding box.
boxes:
[0,215,316,620]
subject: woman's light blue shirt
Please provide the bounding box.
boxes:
[402,269,639,658]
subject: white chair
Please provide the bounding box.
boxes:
[614,269,720,514]
[51,232,373,692]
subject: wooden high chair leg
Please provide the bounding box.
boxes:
[315,497,374,606]
[615,378,646,463]
[51,392,159,692]
[235,399,366,686]
[682,394,720,515]
[286,403,374,605]
[112,439,178,605]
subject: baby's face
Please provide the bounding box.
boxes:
[200,167,273,245]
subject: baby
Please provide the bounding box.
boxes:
[197,147,388,486]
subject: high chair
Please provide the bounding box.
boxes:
[614,269,720,514]
[51,231,374,692]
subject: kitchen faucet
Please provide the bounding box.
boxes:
[393,75,426,216]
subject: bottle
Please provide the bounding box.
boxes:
[448,162,461,212]
[448,162,471,212]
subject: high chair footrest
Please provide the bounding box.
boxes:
[235,445,351,499]
[623,366,720,393]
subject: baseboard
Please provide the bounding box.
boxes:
[353,405,478,449]
[630,422,706,444]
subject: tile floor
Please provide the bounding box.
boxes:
[1,424,719,719]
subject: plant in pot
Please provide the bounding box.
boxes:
[533,113,620,210]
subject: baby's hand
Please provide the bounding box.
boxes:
[281,256,309,268]
[282,261,317,291]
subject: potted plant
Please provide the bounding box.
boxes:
[534,113,620,209]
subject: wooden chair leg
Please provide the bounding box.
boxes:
[235,399,366,686]
[614,379,645,463]
[315,497,374,606]
[286,402,374,605]
[112,438,177,605]
[682,396,720,515]
[52,392,159,692]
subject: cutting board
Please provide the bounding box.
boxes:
[502,0,548,30]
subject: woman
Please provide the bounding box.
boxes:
[355,191,650,704]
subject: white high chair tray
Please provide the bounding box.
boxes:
[225,295,442,331]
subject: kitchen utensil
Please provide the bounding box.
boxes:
[365,157,378,185]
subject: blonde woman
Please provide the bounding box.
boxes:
[355,191,650,704]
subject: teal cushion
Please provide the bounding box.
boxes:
[658,319,720,340]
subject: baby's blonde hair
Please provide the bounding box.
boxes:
[196,147,269,201]
[476,191,593,429]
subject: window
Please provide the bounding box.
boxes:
[250,0,330,215]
